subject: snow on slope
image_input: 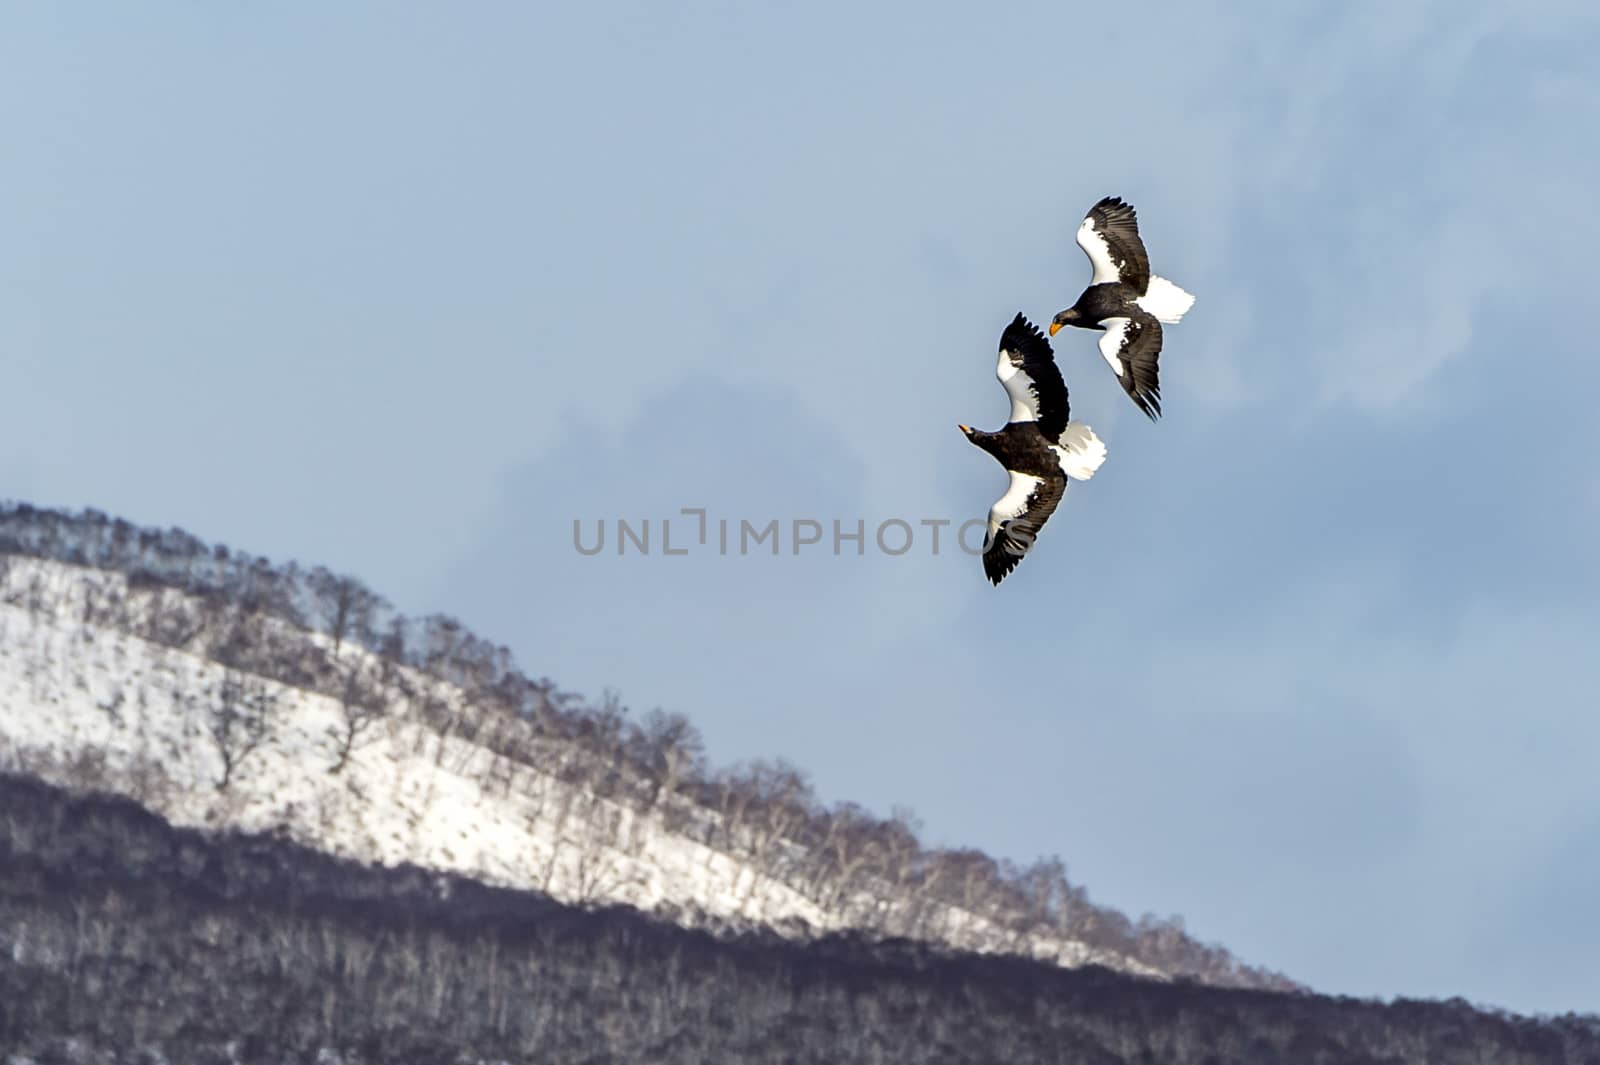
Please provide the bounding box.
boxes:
[0,555,1161,978]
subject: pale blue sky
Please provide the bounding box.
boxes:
[5,2,1600,1014]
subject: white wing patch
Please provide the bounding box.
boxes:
[1076,217,1121,285]
[1053,421,1106,480]
[1136,274,1195,323]
[1097,318,1131,377]
[984,471,1042,552]
[995,345,1039,424]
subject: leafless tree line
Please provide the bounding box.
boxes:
[0,502,1293,990]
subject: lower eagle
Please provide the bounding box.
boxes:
[960,313,1106,586]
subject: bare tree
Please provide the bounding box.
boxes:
[1009,855,1077,933]
[327,659,390,774]
[539,781,587,890]
[308,567,386,656]
[570,793,624,904]
[631,709,705,814]
[877,806,924,894]
[810,802,883,910]
[930,847,1004,924]
[207,668,277,790]
[719,759,813,910]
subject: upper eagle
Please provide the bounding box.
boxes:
[1050,196,1195,421]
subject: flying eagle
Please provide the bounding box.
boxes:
[1050,196,1195,421]
[961,313,1106,586]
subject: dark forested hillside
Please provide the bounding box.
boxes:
[3,774,1596,1065]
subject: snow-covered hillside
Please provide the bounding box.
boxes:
[0,502,1298,992]
[0,554,1164,976]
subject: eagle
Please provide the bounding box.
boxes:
[960,313,1106,585]
[1050,196,1195,420]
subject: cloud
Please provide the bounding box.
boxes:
[433,372,905,748]
[1179,6,1600,417]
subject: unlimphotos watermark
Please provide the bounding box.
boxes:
[573,508,1025,557]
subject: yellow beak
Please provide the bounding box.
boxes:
[1048,322,1062,337]
[958,424,972,433]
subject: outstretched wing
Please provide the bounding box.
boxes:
[982,470,1067,586]
[995,312,1070,438]
[1076,196,1151,293]
[1097,310,1164,421]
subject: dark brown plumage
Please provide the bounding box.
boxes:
[1050,196,1194,422]
[960,314,1107,586]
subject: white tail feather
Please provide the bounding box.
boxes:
[1054,421,1107,480]
[1137,275,1195,324]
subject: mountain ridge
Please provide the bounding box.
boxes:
[0,501,1288,990]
